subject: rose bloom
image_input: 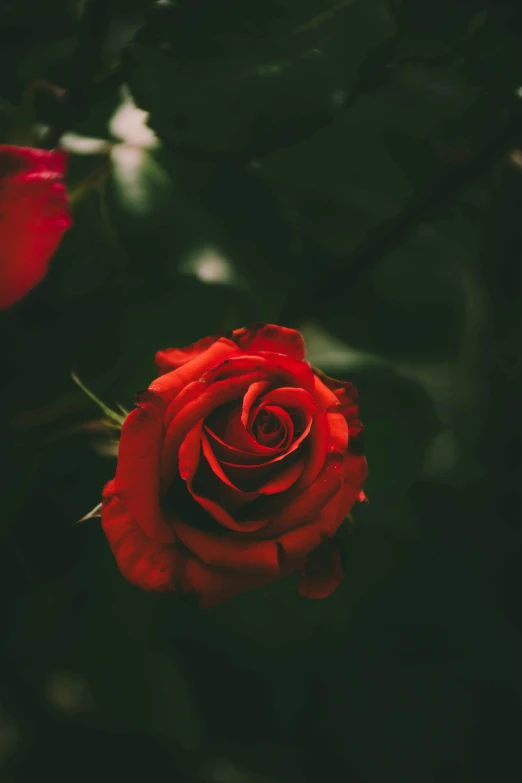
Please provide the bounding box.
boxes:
[101,324,367,608]
[0,145,71,309]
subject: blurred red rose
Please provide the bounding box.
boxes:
[0,145,71,309]
[102,324,367,608]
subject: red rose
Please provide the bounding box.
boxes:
[101,324,367,608]
[0,145,71,309]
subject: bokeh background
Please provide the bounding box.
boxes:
[1,1,522,781]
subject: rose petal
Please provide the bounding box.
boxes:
[201,433,260,504]
[207,403,282,456]
[101,488,182,591]
[253,405,294,449]
[202,352,315,395]
[113,396,175,543]
[177,419,204,484]
[183,487,266,533]
[181,555,301,609]
[164,379,207,429]
[178,421,267,532]
[312,372,342,409]
[255,456,305,494]
[314,368,364,440]
[336,454,369,521]
[259,386,316,411]
[149,338,240,403]
[295,407,329,491]
[172,459,340,574]
[155,335,219,374]
[298,538,344,599]
[160,371,269,490]
[221,453,305,495]
[235,387,316,465]
[0,145,71,309]
[160,354,317,489]
[241,380,272,429]
[204,426,282,465]
[250,457,344,538]
[274,479,345,563]
[232,323,306,360]
[313,368,359,407]
[327,411,349,454]
[172,519,282,573]
[102,488,300,608]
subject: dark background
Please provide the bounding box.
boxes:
[1,1,521,781]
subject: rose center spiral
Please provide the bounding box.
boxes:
[252,405,290,448]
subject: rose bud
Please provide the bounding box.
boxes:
[0,145,71,309]
[101,324,368,608]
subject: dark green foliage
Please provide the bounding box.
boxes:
[1,1,522,782]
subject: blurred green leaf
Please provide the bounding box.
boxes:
[124,0,393,158]
[315,233,467,361]
[341,366,441,495]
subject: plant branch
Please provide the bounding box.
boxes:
[42,0,113,149]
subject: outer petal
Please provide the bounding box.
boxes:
[298,538,345,599]
[101,487,183,592]
[181,555,300,609]
[149,338,240,403]
[155,335,219,374]
[113,396,175,543]
[312,372,342,409]
[276,478,345,561]
[314,368,364,441]
[102,484,289,607]
[337,453,369,521]
[172,519,282,573]
[313,368,359,408]
[201,352,315,394]
[0,145,71,309]
[232,323,306,360]
[296,455,368,600]
[327,411,349,454]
